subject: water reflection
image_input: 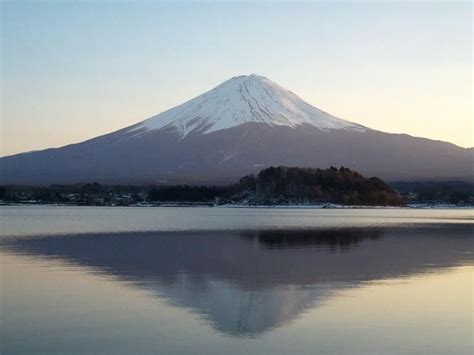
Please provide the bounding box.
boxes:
[1,226,472,337]
[243,228,380,250]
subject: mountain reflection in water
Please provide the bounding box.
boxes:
[2,226,472,337]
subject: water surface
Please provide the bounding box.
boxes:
[1,207,472,354]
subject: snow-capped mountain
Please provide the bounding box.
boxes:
[0,74,472,185]
[130,74,364,138]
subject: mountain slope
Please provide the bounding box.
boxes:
[1,75,472,185]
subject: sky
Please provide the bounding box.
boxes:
[1,1,472,156]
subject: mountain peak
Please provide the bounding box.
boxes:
[229,73,267,80]
[130,75,365,138]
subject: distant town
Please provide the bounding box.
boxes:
[1,167,473,207]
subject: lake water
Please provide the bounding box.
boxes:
[1,206,473,354]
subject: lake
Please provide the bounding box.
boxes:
[1,206,472,354]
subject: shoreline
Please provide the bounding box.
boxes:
[1,202,472,209]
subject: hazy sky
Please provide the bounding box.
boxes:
[1,1,472,156]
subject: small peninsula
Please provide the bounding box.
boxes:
[223,166,405,206]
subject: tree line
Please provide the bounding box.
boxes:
[0,166,408,206]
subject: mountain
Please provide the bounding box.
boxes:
[1,74,472,185]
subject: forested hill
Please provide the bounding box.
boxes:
[232,166,405,206]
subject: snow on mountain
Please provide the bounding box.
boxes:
[130,74,365,138]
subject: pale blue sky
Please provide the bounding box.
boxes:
[1,1,472,156]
